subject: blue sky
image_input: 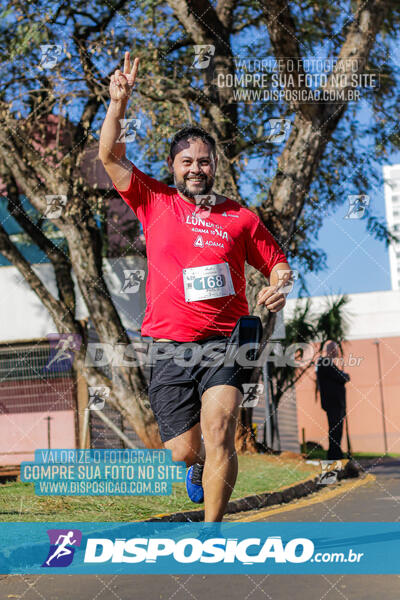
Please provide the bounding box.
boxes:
[240,145,398,298]
[295,148,400,298]
[299,201,391,297]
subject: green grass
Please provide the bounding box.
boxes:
[303,447,400,460]
[0,454,319,522]
[351,452,400,459]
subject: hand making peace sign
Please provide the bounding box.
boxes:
[110,52,139,102]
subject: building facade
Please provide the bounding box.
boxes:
[286,290,400,454]
[383,164,400,290]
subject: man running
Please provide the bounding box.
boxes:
[99,52,291,522]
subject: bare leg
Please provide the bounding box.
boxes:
[200,384,242,522]
[163,422,204,466]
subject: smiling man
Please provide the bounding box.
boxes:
[99,52,291,522]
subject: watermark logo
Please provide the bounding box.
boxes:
[117,118,141,143]
[344,195,369,219]
[22,449,185,497]
[215,57,379,104]
[241,383,264,407]
[318,354,363,368]
[1,521,372,572]
[44,334,82,372]
[42,529,82,567]
[84,535,315,564]
[86,343,116,368]
[337,354,363,367]
[266,118,291,144]
[193,194,217,218]
[88,386,110,410]
[192,45,215,70]
[84,340,316,369]
[44,195,67,219]
[120,269,145,294]
[40,45,62,68]
[317,460,342,485]
[275,269,298,293]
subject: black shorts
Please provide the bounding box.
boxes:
[148,336,244,443]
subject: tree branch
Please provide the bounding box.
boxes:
[73,0,129,37]
[230,130,269,162]
[140,81,212,108]
[162,36,194,54]
[0,222,76,333]
[216,0,238,30]
[320,0,389,122]
[0,121,62,215]
[232,14,264,33]
[259,0,390,246]
[259,0,317,121]
[2,169,77,316]
[166,0,226,43]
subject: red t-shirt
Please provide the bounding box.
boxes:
[113,162,288,341]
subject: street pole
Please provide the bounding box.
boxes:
[46,416,52,449]
[373,340,388,455]
[263,361,272,449]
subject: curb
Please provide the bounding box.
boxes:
[146,460,360,523]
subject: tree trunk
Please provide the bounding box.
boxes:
[0,124,162,448]
[235,406,258,454]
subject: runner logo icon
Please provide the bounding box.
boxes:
[42,529,82,567]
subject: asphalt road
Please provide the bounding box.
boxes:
[2,458,399,600]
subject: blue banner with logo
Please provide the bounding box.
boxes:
[0,522,399,574]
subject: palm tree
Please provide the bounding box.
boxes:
[314,295,351,355]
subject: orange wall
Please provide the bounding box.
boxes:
[296,337,400,454]
[0,411,76,466]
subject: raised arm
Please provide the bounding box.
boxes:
[98,52,140,191]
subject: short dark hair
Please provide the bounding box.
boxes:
[169,126,216,161]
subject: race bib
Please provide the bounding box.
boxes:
[183,262,235,302]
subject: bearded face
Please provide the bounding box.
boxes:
[169,137,216,200]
